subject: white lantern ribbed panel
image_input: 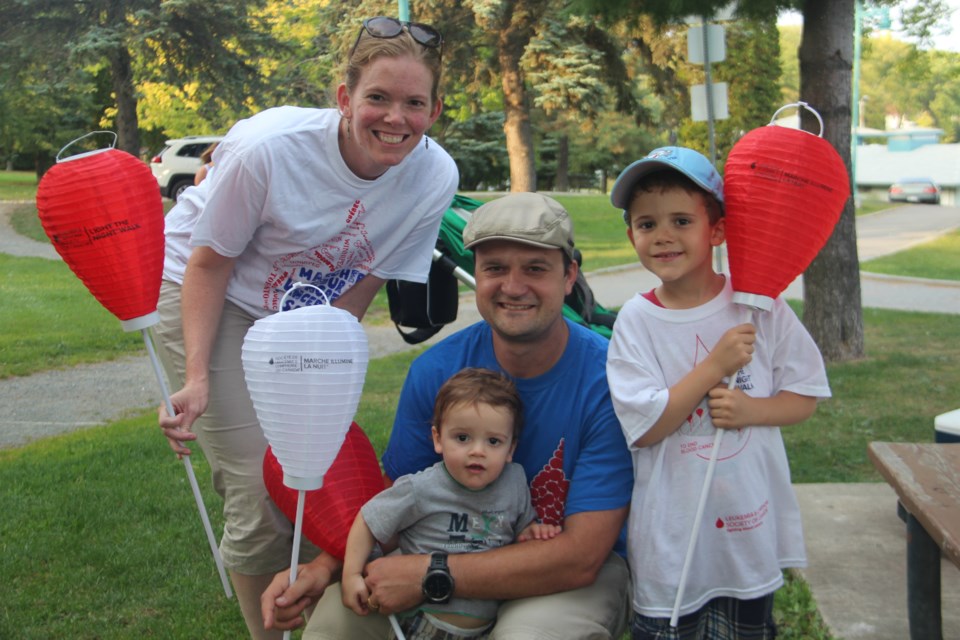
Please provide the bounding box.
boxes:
[242,304,369,491]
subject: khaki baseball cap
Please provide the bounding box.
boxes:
[463,193,576,260]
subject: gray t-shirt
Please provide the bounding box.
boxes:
[361,461,536,621]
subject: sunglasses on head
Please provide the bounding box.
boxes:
[350,16,444,59]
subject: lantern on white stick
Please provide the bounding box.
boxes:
[35,131,231,599]
[671,103,850,626]
[242,284,369,640]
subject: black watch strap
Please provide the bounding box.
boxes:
[422,552,454,604]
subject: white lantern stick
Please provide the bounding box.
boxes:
[270,285,404,638]
[389,613,407,639]
[144,330,234,599]
[271,284,356,640]
[671,305,753,627]
[278,284,325,640]
[280,489,308,640]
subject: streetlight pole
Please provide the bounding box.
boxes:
[851,0,863,206]
[702,15,717,165]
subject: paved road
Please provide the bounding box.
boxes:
[1,201,958,450]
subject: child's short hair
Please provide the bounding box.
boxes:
[630,170,724,225]
[432,368,523,439]
[610,146,724,225]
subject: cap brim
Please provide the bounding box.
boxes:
[464,235,569,255]
[610,159,677,209]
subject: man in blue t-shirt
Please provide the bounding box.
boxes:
[263,193,633,639]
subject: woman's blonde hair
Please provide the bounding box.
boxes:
[345,29,442,105]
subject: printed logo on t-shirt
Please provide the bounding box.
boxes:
[715,499,769,533]
[442,509,512,551]
[529,440,568,526]
[261,201,375,311]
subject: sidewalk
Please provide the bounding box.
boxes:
[3,200,960,638]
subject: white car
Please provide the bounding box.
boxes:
[150,135,223,200]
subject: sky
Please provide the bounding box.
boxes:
[779,2,959,52]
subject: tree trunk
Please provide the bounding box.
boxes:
[34,152,55,179]
[555,135,569,192]
[799,0,865,362]
[109,46,140,156]
[107,1,140,156]
[499,17,537,193]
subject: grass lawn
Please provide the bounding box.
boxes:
[0,170,39,201]
[0,254,146,378]
[856,199,902,216]
[5,305,960,638]
[861,228,960,281]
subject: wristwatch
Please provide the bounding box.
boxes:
[421,552,454,604]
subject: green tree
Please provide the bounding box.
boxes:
[136,0,341,147]
[0,60,105,173]
[927,50,960,142]
[680,15,783,167]
[525,14,645,191]
[860,35,930,128]
[405,0,649,193]
[467,0,552,192]
[0,0,278,157]
[574,0,868,359]
[778,23,801,103]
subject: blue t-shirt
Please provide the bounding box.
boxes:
[382,320,633,556]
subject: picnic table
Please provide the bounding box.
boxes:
[868,441,960,640]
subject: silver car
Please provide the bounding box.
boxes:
[888,178,941,205]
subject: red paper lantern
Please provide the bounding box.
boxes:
[263,422,385,560]
[36,147,165,330]
[723,106,850,310]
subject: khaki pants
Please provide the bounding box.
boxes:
[304,552,631,640]
[153,280,318,575]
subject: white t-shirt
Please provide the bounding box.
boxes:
[162,177,212,285]
[190,106,459,318]
[606,278,831,618]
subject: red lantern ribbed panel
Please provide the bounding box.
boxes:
[263,423,385,561]
[724,126,849,307]
[36,149,164,329]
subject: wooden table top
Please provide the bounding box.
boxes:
[868,441,960,567]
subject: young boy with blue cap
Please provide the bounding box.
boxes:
[605,146,831,639]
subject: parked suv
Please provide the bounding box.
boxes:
[150,135,223,200]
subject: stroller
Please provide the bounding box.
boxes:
[387,194,618,344]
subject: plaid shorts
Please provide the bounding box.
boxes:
[630,594,777,640]
[392,612,494,640]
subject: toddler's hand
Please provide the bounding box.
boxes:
[517,522,562,542]
[341,574,372,616]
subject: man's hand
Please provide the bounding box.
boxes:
[261,559,336,631]
[362,553,431,615]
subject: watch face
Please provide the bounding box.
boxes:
[423,571,452,601]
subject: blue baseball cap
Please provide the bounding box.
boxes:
[610,146,724,216]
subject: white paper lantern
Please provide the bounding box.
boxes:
[242,302,369,491]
